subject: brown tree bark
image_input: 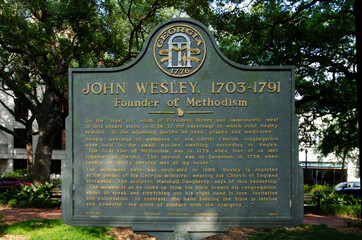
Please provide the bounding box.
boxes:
[26,141,33,173]
[32,89,63,186]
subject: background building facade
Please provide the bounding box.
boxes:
[0,92,64,179]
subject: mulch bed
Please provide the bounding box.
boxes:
[109,227,256,240]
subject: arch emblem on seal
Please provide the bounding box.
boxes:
[154,24,206,77]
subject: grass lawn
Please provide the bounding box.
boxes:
[1,219,362,240]
[0,219,114,240]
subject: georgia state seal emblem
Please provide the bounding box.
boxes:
[154,24,206,77]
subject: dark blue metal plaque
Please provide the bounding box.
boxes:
[64,18,303,231]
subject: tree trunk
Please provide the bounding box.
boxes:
[26,141,33,173]
[32,89,63,186]
[32,129,54,186]
[25,128,34,173]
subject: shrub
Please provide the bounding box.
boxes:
[305,184,361,217]
[321,203,361,218]
[0,213,5,223]
[305,184,333,194]
[0,183,60,208]
[50,179,61,188]
[2,169,32,181]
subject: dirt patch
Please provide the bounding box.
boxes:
[0,235,26,240]
[203,228,257,240]
[336,227,362,234]
[110,227,159,240]
[108,228,257,240]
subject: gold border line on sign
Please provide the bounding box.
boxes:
[148,111,214,115]
[186,111,214,114]
[148,111,175,114]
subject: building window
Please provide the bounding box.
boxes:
[14,98,28,119]
[51,160,61,175]
[13,129,27,149]
[51,99,65,150]
[53,130,65,150]
[13,159,27,170]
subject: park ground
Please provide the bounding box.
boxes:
[1,207,362,239]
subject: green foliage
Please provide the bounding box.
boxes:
[304,184,332,194]
[0,213,5,223]
[0,183,60,208]
[191,0,358,161]
[50,178,62,188]
[2,169,32,181]
[319,190,346,206]
[305,184,361,218]
[322,204,361,218]
[0,219,114,240]
[0,0,358,188]
[0,0,211,185]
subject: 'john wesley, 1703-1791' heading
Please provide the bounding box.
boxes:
[81,81,281,108]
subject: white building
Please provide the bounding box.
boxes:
[298,116,359,185]
[299,148,359,185]
[0,92,64,179]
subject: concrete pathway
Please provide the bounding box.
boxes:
[303,214,353,227]
[0,208,357,227]
[0,208,62,223]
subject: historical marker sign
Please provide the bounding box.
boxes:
[63,18,303,231]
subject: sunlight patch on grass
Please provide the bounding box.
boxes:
[0,219,114,240]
